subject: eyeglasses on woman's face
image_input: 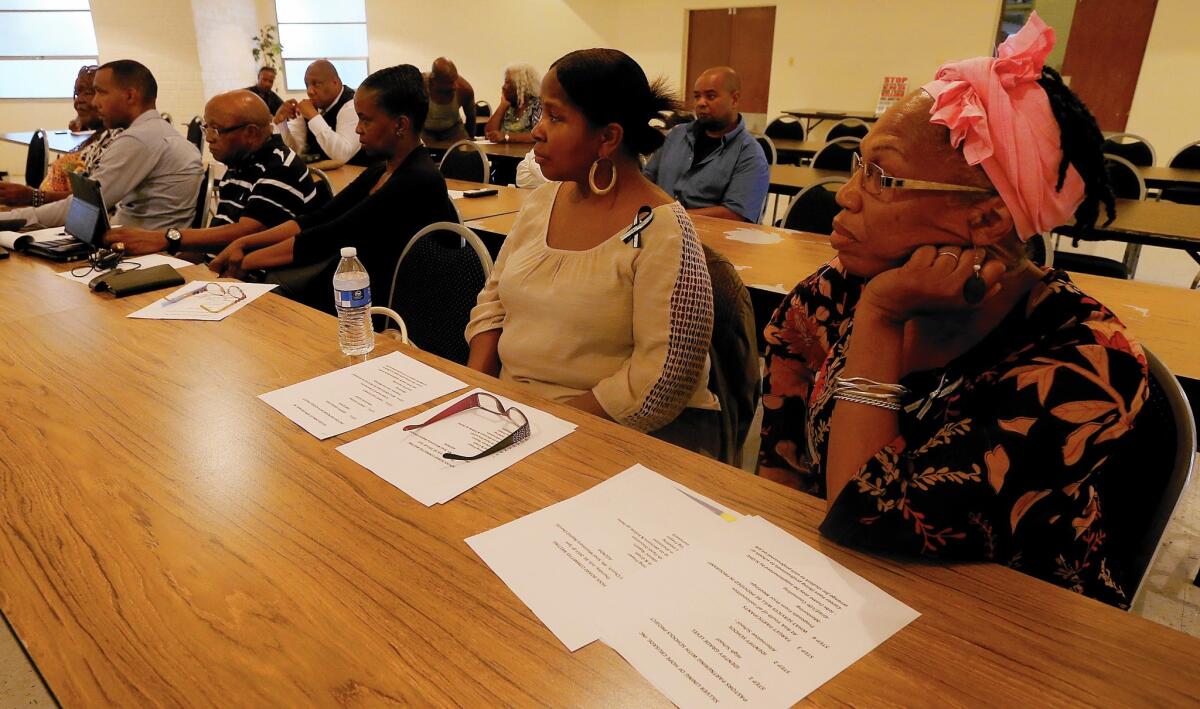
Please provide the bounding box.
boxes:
[851,152,997,197]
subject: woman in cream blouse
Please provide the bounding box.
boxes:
[466,49,720,454]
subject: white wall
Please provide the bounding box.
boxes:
[1126,0,1200,164]
[612,0,1001,131]
[193,0,261,102]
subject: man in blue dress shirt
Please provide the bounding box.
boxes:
[644,67,769,223]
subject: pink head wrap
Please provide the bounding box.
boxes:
[921,11,1083,240]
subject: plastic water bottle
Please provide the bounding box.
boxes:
[333,246,374,356]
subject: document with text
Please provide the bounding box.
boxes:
[466,465,743,651]
[259,351,466,439]
[128,281,277,321]
[338,388,575,505]
[598,515,919,708]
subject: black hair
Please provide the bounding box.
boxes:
[550,48,678,156]
[1038,66,1115,229]
[259,66,276,75]
[97,59,157,102]
[359,64,429,133]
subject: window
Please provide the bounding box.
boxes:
[0,0,99,99]
[275,0,369,92]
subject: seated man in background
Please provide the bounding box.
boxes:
[7,59,202,231]
[643,66,768,223]
[274,59,369,166]
[106,90,318,256]
[421,57,475,145]
[210,64,457,306]
[246,65,284,115]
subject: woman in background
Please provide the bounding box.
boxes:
[484,63,541,144]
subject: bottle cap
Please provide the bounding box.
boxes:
[340,247,357,258]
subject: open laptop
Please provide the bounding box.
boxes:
[24,172,109,261]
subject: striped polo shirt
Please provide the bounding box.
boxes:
[213,135,318,227]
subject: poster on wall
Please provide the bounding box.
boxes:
[875,76,908,115]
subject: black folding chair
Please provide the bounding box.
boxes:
[24,130,48,188]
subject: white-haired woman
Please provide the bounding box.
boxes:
[484,63,541,144]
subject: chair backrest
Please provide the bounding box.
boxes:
[186,116,204,152]
[764,115,805,142]
[781,177,848,234]
[1168,141,1200,169]
[753,134,777,166]
[701,243,761,466]
[24,129,48,188]
[1102,133,1156,167]
[387,222,494,364]
[475,100,491,118]
[368,306,410,344]
[190,165,214,228]
[1026,232,1053,268]
[810,137,860,171]
[309,168,334,205]
[825,119,869,142]
[439,140,490,184]
[1102,346,1195,602]
[648,117,667,130]
[161,112,173,124]
[1104,153,1148,200]
[1162,142,1200,204]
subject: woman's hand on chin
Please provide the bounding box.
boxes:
[858,245,1006,324]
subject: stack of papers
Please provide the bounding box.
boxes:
[259,352,466,440]
[468,465,918,707]
[339,388,576,505]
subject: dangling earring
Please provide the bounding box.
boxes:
[588,157,616,196]
[963,246,987,304]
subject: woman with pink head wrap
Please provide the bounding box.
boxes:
[759,13,1145,608]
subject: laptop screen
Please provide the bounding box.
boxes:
[64,197,102,244]
[64,172,108,245]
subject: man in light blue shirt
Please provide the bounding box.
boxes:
[644,67,769,222]
[11,60,202,231]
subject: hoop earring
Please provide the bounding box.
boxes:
[588,157,616,196]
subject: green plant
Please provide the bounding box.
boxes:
[252,25,282,69]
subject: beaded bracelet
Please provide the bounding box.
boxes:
[31,189,45,208]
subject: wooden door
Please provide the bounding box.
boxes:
[685,6,776,113]
[1059,0,1157,132]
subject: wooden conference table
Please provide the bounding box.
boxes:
[468,211,1200,382]
[0,252,1198,705]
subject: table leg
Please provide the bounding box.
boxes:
[1121,242,1143,277]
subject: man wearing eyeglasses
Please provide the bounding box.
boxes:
[105,90,320,256]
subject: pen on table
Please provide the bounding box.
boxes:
[162,283,208,304]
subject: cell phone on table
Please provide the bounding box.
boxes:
[462,188,498,198]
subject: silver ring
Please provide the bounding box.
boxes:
[936,250,961,264]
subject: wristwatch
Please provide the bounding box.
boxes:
[165,227,183,255]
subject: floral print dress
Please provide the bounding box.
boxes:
[759,260,1149,608]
